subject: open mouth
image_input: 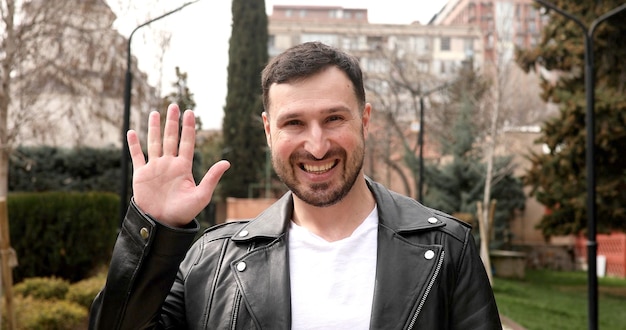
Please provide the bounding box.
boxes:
[301,160,338,174]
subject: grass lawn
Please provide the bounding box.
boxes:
[494,269,626,330]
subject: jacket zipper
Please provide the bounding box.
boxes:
[230,290,242,330]
[230,243,255,329]
[407,250,445,330]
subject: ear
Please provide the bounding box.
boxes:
[362,103,372,138]
[262,111,271,148]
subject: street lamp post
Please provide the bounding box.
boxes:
[532,2,626,329]
[417,83,448,203]
[119,1,201,224]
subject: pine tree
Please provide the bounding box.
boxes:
[221,0,269,198]
[517,1,626,237]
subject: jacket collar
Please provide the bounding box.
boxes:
[231,177,447,329]
[231,177,444,242]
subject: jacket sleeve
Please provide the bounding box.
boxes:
[88,200,199,330]
[450,230,502,329]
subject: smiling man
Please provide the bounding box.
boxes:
[89,41,502,330]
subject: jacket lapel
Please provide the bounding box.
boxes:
[233,237,291,330]
[369,227,443,329]
[367,179,446,329]
[231,193,293,329]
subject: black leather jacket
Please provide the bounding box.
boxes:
[89,179,502,329]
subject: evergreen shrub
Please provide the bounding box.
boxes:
[8,191,119,282]
[66,275,106,309]
[13,277,69,300]
[9,146,123,193]
[2,295,86,330]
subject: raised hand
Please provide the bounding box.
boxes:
[127,104,230,227]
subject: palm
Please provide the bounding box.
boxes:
[127,104,230,226]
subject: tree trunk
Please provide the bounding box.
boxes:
[0,196,16,330]
[477,201,493,285]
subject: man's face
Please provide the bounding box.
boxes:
[262,66,371,207]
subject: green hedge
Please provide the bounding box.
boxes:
[2,276,106,329]
[8,146,218,226]
[14,277,69,300]
[8,192,119,282]
[3,295,87,330]
[9,146,123,193]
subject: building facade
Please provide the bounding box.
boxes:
[10,0,156,149]
[270,5,484,79]
[433,0,548,63]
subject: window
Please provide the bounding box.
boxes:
[367,36,384,50]
[440,37,451,51]
[418,60,429,73]
[486,33,494,49]
[411,36,429,54]
[527,5,536,20]
[301,34,339,47]
[464,38,474,54]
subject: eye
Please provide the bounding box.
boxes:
[326,115,343,123]
[284,119,303,127]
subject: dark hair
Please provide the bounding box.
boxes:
[261,41,366,113]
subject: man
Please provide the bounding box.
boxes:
[89,41,502,329]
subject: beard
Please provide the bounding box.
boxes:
[272,142,365,207]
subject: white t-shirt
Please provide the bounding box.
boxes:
[288,206,378,329]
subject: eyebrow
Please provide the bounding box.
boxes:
[275,107,351,123]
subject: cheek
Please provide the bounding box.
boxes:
[336,130,363,150]
[271,132,298,158]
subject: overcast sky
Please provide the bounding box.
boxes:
[111,0,449,130]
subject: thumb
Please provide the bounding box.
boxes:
[197,160,231,200]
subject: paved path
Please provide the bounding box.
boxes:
[501,315,526,330]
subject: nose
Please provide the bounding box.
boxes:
[303,123,330,159]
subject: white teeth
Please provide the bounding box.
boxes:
[303,162,334,173]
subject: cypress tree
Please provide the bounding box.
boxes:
[517,1,626,237]
[221,0,269,198]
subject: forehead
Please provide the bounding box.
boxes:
[267,67,358,118]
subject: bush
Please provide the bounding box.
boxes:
[2,295,86,330]
[8,191,119,282]
[13,277,69,300]
[9,146,123,193]
[67,275,106,309]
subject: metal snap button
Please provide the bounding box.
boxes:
[140,227,149,240]
[238,230,249,237]
[425,250,435,260]
[236,262,247,272]
[427,217,438,224]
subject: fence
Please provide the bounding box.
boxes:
[575,232,626,278]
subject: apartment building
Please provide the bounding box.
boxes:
[269,5,484,79]
[433,0,548,63]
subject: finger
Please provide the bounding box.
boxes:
[127,130,146,168]
[196,160,231,202]
[178,110,196,161]
[147,111,162,160]
[163,104,181,156]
